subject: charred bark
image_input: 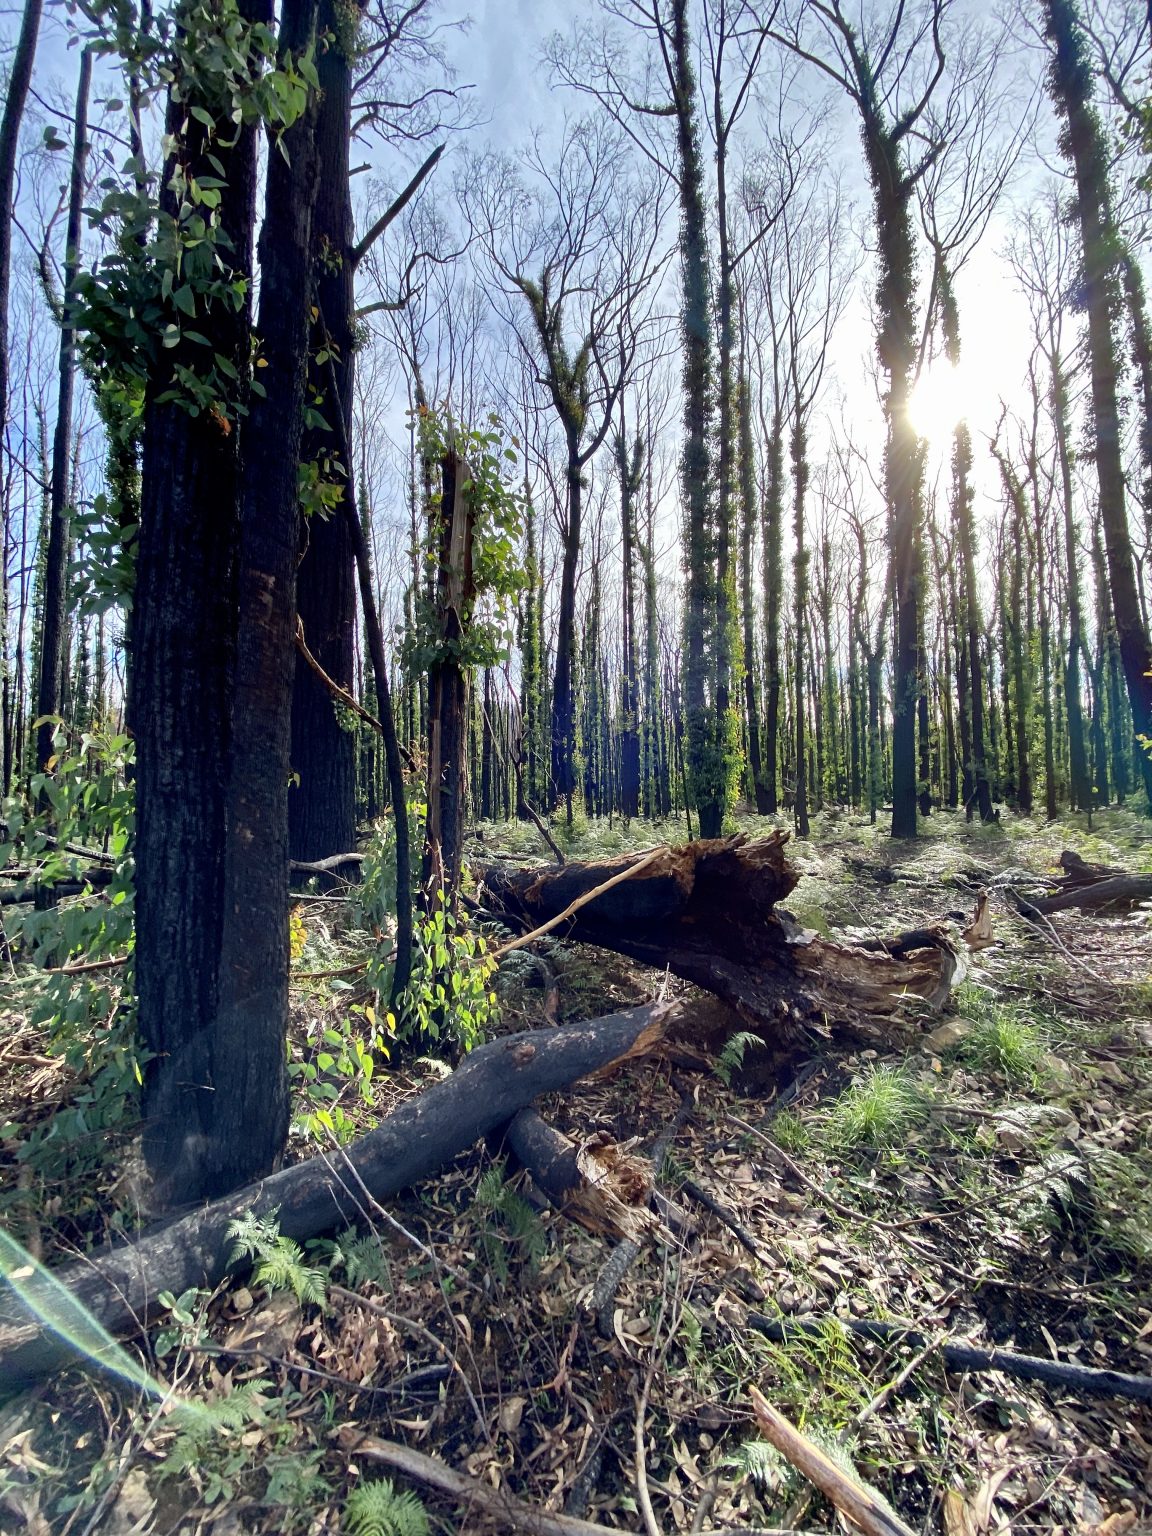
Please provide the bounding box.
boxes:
[482,833,961,1047]
[0,1006,670,1386]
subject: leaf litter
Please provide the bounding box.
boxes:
[2,808,1152,1533]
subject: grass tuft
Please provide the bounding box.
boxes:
[823,1065,928,1151]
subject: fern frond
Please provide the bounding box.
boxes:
[719,1437,784,1490]
[715,1030,765,1087]
[227,1208,281,1266]
[343,1234,392,1289]
[226,1209,327,1303]
[343,1476,431,1536]
[475,1163,507,1209]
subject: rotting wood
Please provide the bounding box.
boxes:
[290,851,367,876]
[746,1315,1152,1403]
[483,833,968,1048]
[590,1092,694,1337]
[504,1108,663,1242]
[0,1004,675,1387]
[749,1385,918,1536]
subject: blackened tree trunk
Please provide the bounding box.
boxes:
[135,0,270,1202]
[738,369,770,813]
[422,452,474,906]
[289,0,359,864]
[1052,355,1091,809]
[761,403,784,813]
[1043,0,1152,807]
[207,0,322,1203]
[792,413,810,838]
[36,47,90,771]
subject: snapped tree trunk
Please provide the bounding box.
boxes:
[482,833,964,1048]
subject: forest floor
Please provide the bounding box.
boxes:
[2,806,1152,1535]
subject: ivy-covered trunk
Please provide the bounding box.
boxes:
[671,0,722,839]
[862,109,923,839]
[1043,0,1152,808]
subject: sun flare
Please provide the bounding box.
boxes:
[907,360,975,445]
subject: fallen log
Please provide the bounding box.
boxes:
[482,833,965,1048]
[748,1386,917,1536]
[746,1315,1152,1403]
[1019,872,1152,917]
[0,1004,673,1388]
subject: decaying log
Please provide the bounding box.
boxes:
[336,1430,620,1536]
[1019,874,1152,917]
[0,1005,673,1387]
[504,1108,662,1243]
[482,833,965,1047]
[1014,850,1152,916]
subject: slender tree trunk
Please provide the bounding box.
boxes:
[35,49,90,770]
[617,430,642,820]
[551,450,582,816]
[1051,357,1091,809]
[423,452,474,907]
[761,409,784,813]
[289,0,360,864]
[1043,0,1152,806]
[738,373,768,813]
[792,414,809,838]
[0,0,43,447]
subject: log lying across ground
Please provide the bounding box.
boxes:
[1017,850,1152,917]
[0,1004,674,1388]
[482,832,966,1048]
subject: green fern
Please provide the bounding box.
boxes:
[719,1437,785,1490]
[158,1380,270,1479]
[715,1030,765,1087]
[473,1162,547,1280]
[341,1233,392,1289]
[343,1477,431,1536]
[227,1209,328,1304]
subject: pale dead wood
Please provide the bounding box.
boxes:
[749,1385,918,1536]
